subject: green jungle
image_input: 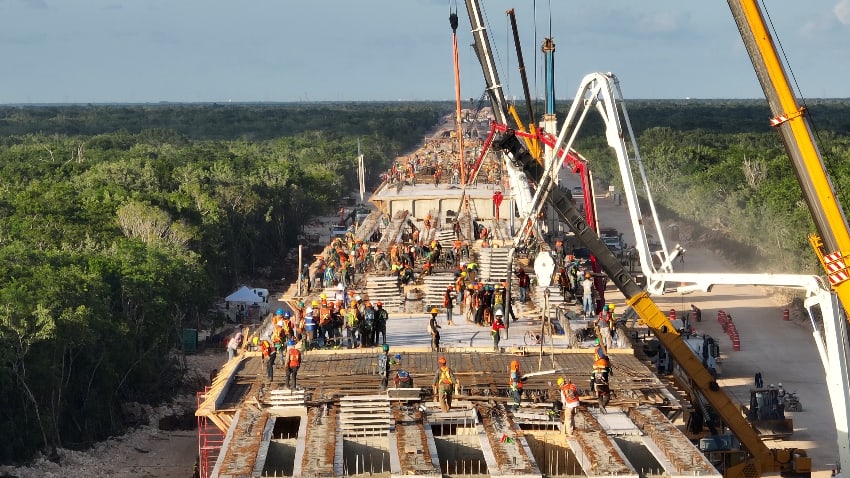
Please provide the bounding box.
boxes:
[0,99,849,463]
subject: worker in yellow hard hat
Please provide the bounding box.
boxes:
[428,307,441,351]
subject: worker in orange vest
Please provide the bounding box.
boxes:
[285,340,301,391]
[260,339,276,382]
[558,377,580,435]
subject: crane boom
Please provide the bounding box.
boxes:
[729,0,850,472]
[462,0,536,221]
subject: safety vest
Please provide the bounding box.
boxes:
[304,314,317,330]
[287,348,301,368]
[346,308,358,327]
[319,307,332,326]
[439,366,453,385]
[561,383,579,404]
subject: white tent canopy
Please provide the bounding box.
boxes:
[225,286,263,304]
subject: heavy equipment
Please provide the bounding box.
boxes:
[460,0,850,475]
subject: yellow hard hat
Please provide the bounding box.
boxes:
[557,377,565,386]
[460,271,467,277]
[431,307,439,314]
[320,293,327,299]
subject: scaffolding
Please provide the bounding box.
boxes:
[197,387,225,478]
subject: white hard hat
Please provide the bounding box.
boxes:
[354,295,362,302]
[778,383,783,387]
[337,283,344,290]
[306,307,313,314]
[495,310,504,316]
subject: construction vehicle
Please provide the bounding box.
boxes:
[458,0,850,477]
[742,387,794,440]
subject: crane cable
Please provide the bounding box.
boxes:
[758,0,844,201]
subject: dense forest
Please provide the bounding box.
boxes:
[0,102,447,463]
[0,99,849,464]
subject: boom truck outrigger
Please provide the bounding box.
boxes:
[462,0,850,476]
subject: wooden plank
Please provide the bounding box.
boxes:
[339,416,393,423]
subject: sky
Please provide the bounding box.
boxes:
[0,0,849,104]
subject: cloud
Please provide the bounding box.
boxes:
[834,0,850,24]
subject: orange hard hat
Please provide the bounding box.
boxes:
[376,301,383,307]
[510,360,520,371]
[438,356,447,365]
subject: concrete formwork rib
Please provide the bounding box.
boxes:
[569,408,638,478]
[212,407,269,478]
[475,403,542,478]
[355,210,383,242]
[627,406,721,478]
[302,404,338,478]
[392,405,441,477]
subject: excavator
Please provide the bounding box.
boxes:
[463,0,850,476]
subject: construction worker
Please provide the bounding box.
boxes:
[304,307,317,349]
[433,356,457,412]
[593,338,608,362]
[515,268,530,304]
[428,308,441,351]
[285,339,301,391]
[394,369,414,388]
[374,301,388,345]
[509,360,525,411]
[378,343,391,391]
[558,377,580,435]
[581,273,595,318]
[595,304,614,350]
[443,286,455,325]
[226,331,242,361]
[491,310,506,351]
[591,358,611,412]
[260,339,276,382]
[280,311,293,341]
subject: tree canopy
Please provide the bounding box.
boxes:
[0,102,448,463]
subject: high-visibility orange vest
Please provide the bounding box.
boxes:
[288,348,301,368]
